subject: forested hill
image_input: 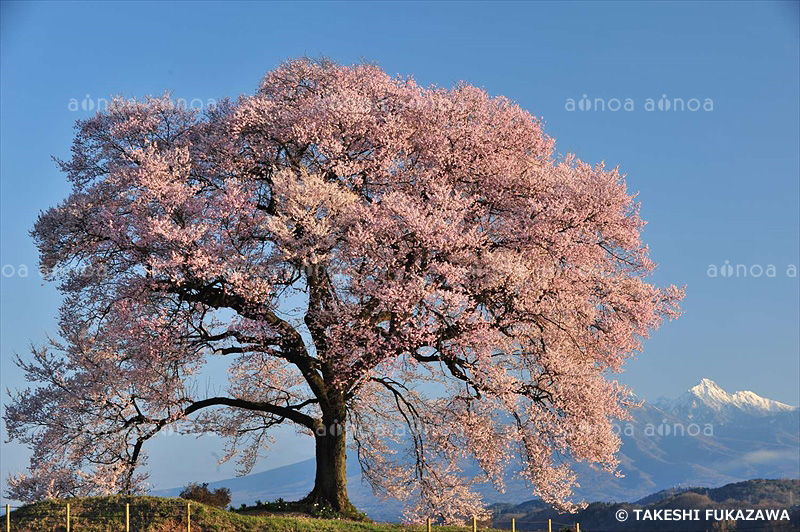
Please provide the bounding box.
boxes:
[490,479,800,532]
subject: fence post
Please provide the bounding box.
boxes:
[126,502,130,532]
[66,502,70,532]
[511,517,515,532]
[6,503,9,532]
[547,517,552,532]
[426,517,431,532]
[187,502,191,532]
[472,515,477,532]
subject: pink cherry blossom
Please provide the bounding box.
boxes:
[6,58,682,523]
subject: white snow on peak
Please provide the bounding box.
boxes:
[688,378,797,413]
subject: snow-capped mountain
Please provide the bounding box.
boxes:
[656,378,797,422]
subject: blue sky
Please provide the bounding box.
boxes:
[1,1,798,502]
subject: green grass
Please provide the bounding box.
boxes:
[2,495,506,531]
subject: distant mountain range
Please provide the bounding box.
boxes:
[153,378,799,522]
[570,378,800,504]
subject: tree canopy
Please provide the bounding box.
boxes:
[5,58,682,523]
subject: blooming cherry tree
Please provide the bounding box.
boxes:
[5,58,682,522]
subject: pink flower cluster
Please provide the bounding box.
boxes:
[6,59,682,523]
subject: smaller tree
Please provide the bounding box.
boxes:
[179,482,231,509]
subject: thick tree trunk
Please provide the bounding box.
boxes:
[302,415,358,517]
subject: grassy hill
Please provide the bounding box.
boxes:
[2,495,504,532]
